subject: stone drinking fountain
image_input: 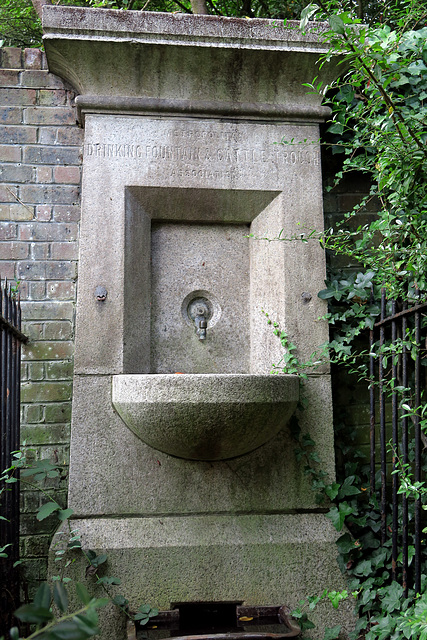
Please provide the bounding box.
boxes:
[43,7,351,638]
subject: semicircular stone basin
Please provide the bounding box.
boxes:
[112,374,299,461]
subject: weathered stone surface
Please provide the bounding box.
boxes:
[43,7,339,125]
[51,514,354,639]
[69,374,332,515]
[23,145,81,165]
[0,70,20,87]
[21,423,71,444]
[42,11,349,639]
[0,144,21,161]
[18,222,78,241]
[20,70,65,89]
[75,116,326,375]
[0,106,23,124]
[23,106,76,125]
[0,88,36,106]
[38,89,68,106]
[150,222,250,374]
[0,241,29,259]
[44,402,72,423]
[0,224,17,242]
[113,373,298,460]
[20,185,80,205]
[28,241,50,260]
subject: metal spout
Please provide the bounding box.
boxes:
[197,318,207,341]
[195,308,208,341]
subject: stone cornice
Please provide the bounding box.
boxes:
[75,95,331,125]
[43,7,328,52]
[43,7,339,124]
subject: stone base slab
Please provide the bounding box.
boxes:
[50,513,355,639]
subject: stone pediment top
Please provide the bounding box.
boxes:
[42,7,339,123]
[43,6,329,53]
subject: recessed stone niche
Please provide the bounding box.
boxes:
[123,186,281,374]
[43,7,353,639]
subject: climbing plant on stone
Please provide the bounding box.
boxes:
[277,1,427,638]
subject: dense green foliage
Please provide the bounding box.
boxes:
[0,1,42,48]
[269,0,427,370]
[317,4,427,297]
[290,394,427,639]
[0,451,159,640]
[270,1,427,638]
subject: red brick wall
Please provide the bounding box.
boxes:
[0,46,82,592]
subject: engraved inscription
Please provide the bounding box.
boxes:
[171,128,244,143]
[85,142,320,166]
[85,143,144,158]
[169,167,239,180]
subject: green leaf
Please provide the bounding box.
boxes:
[326,503,354,531]
[323,625,341,640]
[300,3,319,31]
[327,591,348,609]
[328,15,345,35]
[353,559,372,577]
[21,460,59,477]
[14,603,54,624]
[50,620,90,640]
[90,553,108,568]
[359,530,380,550]
[380,581,404,613]
[299,613,316,631]
[83,607,99,627]
[134,613,149,621]
[34,582,51,610]
[76,582,91,606]
[91,598,109,609]
[20,468,41,477]
[338,476,361,499]
[54,581,69,613]
[336,533,358,554]
[73,614,100,637]
[97,576,121,585]
[58,508,74,522]
[36,501,60,521]
[327,122,344,135]
[0,543,12,556]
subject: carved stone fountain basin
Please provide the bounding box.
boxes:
[112,374,299,461]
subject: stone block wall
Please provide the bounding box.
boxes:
[0,47,82,590]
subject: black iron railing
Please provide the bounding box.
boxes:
[0,280,27,634]
[370,288,427,595]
